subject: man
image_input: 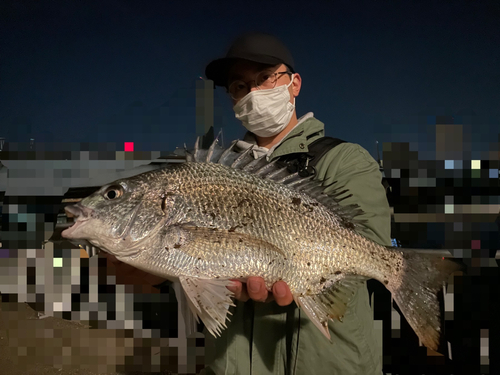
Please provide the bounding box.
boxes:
[200,32,391,375]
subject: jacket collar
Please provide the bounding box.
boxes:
[235,112,325,160]
[269,114,325,160]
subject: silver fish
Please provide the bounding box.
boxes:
[62,137,462,351]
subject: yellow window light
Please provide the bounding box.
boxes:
[471,160,481,170]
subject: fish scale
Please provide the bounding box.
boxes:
[62,137,463,349]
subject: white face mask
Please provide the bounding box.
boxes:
[233,74,295,138]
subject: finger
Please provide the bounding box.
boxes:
[272,281,294,306]
[247,277,268,302]
[227,280,249,302]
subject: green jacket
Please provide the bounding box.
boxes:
[202,116,391,375]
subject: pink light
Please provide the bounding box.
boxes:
[471,240,481,250]
[124,142,134,152]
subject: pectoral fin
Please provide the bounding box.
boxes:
[296,275,368,340]
[179,276,236,337]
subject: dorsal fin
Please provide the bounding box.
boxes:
[187,138,365,227]
[205,136,218,163]
[242,155,269,173]
[231,146,255,169]
[205,130,225,163]
[265,165,290,181]
[254,159,281,177]
[217,140,239,165]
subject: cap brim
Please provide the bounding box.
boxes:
[205,58,237,87]
[205,55,285,87]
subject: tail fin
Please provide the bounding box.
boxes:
[391,250,463,351]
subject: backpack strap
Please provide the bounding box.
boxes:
[277,137,346,177]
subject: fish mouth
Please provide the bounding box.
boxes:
[61,204,93,239]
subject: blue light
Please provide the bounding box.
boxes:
[391,238,400,247]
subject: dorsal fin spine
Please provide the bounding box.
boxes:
[253,159,280,177]
[206,130,224,163]
[231,146,255,169]
[217,141,238,165]
[193,137,202,161]
[265,166,290,180]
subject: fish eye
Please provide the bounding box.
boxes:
[104,185,123,200]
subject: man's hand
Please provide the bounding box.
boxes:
[227,277,294,306]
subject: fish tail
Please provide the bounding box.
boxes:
[390,250,463,351]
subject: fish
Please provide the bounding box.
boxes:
[62,137,462,351]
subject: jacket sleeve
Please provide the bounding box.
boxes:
[315,142,392,247]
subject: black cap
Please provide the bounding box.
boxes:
[205,32,295,87]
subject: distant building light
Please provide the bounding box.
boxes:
[445,160,454,169]
[445,204,454,214]
[471,160,481,170]
[490,169,499,179]
[124,142,134,152]
[53,257,63,267]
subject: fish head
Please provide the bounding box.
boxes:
[62,175,169,257]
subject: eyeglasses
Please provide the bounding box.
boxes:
[227,70,292,100]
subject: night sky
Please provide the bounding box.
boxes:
[1,0,499,158]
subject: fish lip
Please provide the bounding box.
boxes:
[64,203,93,221]
[61,204,94,238]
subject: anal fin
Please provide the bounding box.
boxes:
[179,276,236,337]
[172,281,198,337]
[296,275,368,340]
